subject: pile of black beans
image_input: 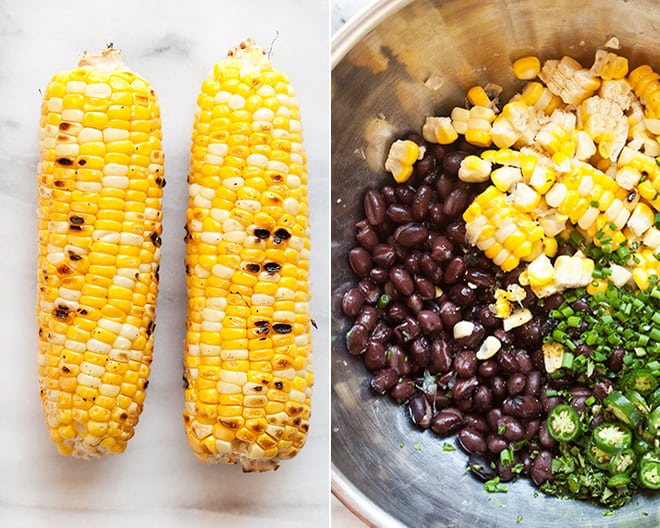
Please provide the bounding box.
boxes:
[341,134,598,487]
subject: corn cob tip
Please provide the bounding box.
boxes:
[78,44,126,72]
[226,38,268,64]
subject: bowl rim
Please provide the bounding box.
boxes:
[331,1,415,526]
[331,0,411,69]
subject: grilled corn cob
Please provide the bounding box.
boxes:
[184,39,312,471]
[37,45,164,457]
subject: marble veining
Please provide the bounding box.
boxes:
[0,1,329,526]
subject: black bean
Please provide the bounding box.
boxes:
[458,427,487,454]
[364,189,386,225]
[390,378,416,402]
[443,151,466,177]
[430,339,453,373]
[497,454,519,482]
[414,276,436,300]
[507,373,527,396]
[443,188,470,218]
[431,408,464,436]
[608,346,625,373]
[493,328,513,347]
[524,419,541,440]
[355,305,379,332]
[538,421,557,449]
[572,298,590,313]
[497,349,519,375]
[514,318,542,347]
[487,408,503,432]
[498,415,525,442]
[467,453,498,482]
[530,451,554,486]
[593,380,613,401]
[357,278,380,304]
[428,143,446,162]
[445,221,466,244]
[473,385,494,413]
[417,310,443,335]
[454,350,478,378]
[395,184,416,205]
[348,247,372,278]
[389,266,414,296]
[394,316,421,344]
[513,349,533,374]
[542,293,565,313]
[454,322,485,349]
[524,371,542,396]
[411,185,433,220]
[388,344,411,375]
[453,376,479,401]
[430,236,454,263]
[478,359,499,379]
[371,368,398,394]
[372,244,397,268]
[503,395,541,419]
[444,257,467,285]
[464,413,490,434]
[387,303,408,324]
[381,185,397,204]
[409,394,433,429]
[346,324,369,355]
[487,434,508,454]
[476,305,499,329]
[448,283,477,308]
[465,268,495,289]
[540,392,563,414]
[409,337,431,369]
[490,376,507,401]
[394,222,428,248]
[420,253,443,283]
[364,340,388,371]
[403,253,421,275]
[386,203,413,224]
[341,288,364,318]
[428,203,449,228]
[370,321,393,343]
[355,220,379,251]
[370,267,388,284]
[439,301,462,329]
[405,293,424,314]
[414,155,436,183]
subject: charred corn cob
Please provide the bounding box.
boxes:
[37,46,164,457]
[184,39,312,471]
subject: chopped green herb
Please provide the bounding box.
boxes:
[413,443,421,451]
[442,442,456,452]
[484,477,508,493]
[516,514,523,524]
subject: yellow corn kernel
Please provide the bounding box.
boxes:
[385,139,421,183]
[512,56,541,80]
[467,85,491,107]
[458,155,492,183]
[421,116,458,145]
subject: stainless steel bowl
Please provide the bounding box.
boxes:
[331,1,660,526]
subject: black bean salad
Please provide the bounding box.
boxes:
[341,48,660,510]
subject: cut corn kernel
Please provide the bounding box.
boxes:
[184,39,312,471]
[37,46,163,458]
[512,56,541,80]
[385,139,422,183]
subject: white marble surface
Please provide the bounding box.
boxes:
[331,1,377,527]
[0,1,329,527]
